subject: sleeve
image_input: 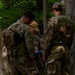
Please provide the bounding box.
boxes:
[24,30,36,59]
[42,17,57,56]
[34,35,41,47]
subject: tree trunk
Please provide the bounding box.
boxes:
[36,0,43,11]
[65,0,72,19]
[70,0,75,74]
[65,0,75,74]
[65,0,75,21]
[0,29,12,75]
[43,0,48,34]
[70,0,75,21]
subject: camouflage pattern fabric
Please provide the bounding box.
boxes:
[3,20,41,75]
[32,34,47,75]
[42,15,74,75]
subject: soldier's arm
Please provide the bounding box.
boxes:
[42,17,57,56]
[35,35,41,50]
[24,30,36,59]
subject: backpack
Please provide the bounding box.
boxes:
[3,28,24,47]
[3,28,15,48]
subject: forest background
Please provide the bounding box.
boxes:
[0,0,60,34]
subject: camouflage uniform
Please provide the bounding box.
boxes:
[29,21,47,75]
[33,35,47,75]
[42,15,74,75]
[3,20,40,75]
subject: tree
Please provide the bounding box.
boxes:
[64,0,75,74]
[43,0,48,34]
[0,28,11,75]
[63,0,75,21]
[36,0,43,11]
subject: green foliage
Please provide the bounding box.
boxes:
[0,7,24,29]
[0,0,36,29]
[0,0,60,30]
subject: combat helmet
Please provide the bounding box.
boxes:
[52,2,63,9]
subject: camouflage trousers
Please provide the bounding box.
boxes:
[10,66,39,75]
[35,55,47,75]
[9,57,47,75]
[46,45,70,75]
[9,61,40,75]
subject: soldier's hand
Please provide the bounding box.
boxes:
[33,59,36,65]
[42,55,46,62]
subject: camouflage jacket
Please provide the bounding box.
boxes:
[42,15,74,56]
[3,20,37,63]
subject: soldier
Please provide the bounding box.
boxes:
[29,21,47,75]
[29,21,40,53]
[42,2,74,75]
[30,21,41,37]
[3,11,40,75]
